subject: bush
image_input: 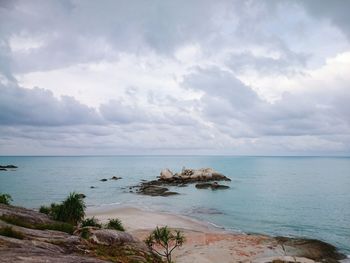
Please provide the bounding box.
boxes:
[0,193,12,205]
[106,218,125,231]
[80,227,91,239]
[39,205,51,215]
[145,226,185,263]
[0,226,24,239]
[45,192,85,225]
[36,222,74,234]
[81,217,101,228]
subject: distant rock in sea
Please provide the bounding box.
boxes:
[134,167,230,196]
[0,165,18,171]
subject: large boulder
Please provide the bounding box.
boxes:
[160,169,173,180]
[89,229,137,245]
[0,204,53,225]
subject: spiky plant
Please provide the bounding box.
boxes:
[145,226,185,263]
[81,217,102,228]
[0,193,12,205]
[53,192,86,225]
[106,218,125,231]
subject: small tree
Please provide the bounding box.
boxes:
[54,192,86,225]
[0,194,12,205]
[145,226,185,263]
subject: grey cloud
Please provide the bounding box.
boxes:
[226,50,308,76]
[182,66,350,139]
[297,0,350,39]
[0,83,101,126]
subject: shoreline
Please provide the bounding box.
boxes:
[87,205,349,263]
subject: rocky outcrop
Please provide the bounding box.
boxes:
[134,167,230,196]
[0,204,53,225]
[136,184,179,197]
[159,168,173,180]
[0,204,162,263]
[160,168,231,183]
[195,182,230,190]
[274,237,346,263]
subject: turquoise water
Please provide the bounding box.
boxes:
[0,156,349,254]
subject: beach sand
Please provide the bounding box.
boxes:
[87,206,286,263]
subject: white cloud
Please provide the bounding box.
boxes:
[0,0,350,155]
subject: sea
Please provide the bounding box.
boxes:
[0,156,349,255]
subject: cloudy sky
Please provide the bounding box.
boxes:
[0,0,350,155]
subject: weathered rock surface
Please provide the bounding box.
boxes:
[0,204,53,225]
[274,237,346,263]
[195,182,230,190]
[0,204,161,263]
[159,168,173,180]
[161,167,231,183]
[89,229,137,245]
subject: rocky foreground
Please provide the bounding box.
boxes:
[0,204,161,263]
[133,168,231,196]
[0,203,347,263]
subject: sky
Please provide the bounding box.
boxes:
[0,0,350,156]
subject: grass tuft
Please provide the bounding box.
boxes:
[0,226,24,239]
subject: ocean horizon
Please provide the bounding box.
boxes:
[1,155,349,255]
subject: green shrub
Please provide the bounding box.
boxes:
[81,217,101,228]
[39,205,51,215]
[80,227,90,239]
[0,226,24,239]
[50,192,86,225]
[106,218,125,231]
[0,193,12,205]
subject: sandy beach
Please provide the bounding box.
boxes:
[87,206,310,263]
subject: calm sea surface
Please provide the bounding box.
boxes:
[0,156,349,254]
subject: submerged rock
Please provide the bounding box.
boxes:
[195,182,230,190]
[100,178,107,182]
[110,176,122,180]
[0,165,17,169]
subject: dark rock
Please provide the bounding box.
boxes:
[0,168,7,171]
[195,183,212,189]
[77,193,86,199]
[160,191,179,197]
[0,165,17,169]
[195,182,230,190]
[90,186,96,189]
[110,176,122,180]
[100,179,107,182]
